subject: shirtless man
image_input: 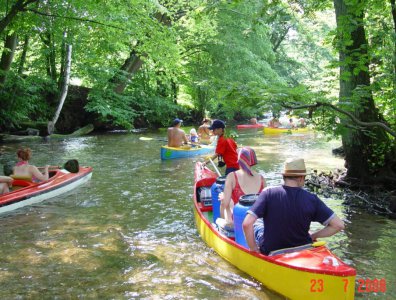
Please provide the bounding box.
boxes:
[167,118,189,147]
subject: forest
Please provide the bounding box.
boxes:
[1,0,396,189]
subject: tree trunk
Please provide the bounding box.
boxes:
[333,0,391,183]
[112,49,145,94]
[0,33,18,85]
[110,12,171,94]
[390,0,396,88]
[17,35,29,75]
[48,44,72,135]
[40,32,57,81]
[58,31,68,90]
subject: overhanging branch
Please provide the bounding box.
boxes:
[282,101,396,138]
[25,8,129,31]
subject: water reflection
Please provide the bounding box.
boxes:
[0,132,394,299]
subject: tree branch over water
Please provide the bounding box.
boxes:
[25,8,129,31]
[282,101,396,138]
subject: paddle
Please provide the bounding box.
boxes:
[209,158,222,176]
[139,137,168,142]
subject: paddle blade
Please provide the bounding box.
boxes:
[63,159,79,173]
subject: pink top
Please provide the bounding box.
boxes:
[231,172,265,204]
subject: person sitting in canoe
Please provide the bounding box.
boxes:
[268,117,281,128]
[250,118,258,125]
[167,118,189,148]
[0,175,13,194]
[298,117,306,128]
[204,119,239,176]
[219,147,266,227]
[243,158,345,255]
[286,118,296,129]
[198,118,212,144]
[189,128,200,146]
[12,148,49,182]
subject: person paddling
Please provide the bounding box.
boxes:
[204,119,239,176]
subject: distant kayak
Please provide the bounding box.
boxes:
[236,124,265,129]
[263,126,311,134]
[160,145,215,160]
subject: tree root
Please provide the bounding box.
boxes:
[306,169,396,219]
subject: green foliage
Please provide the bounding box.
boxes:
[85,87,137,129]
[0,72,55,130]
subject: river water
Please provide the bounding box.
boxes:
[0,129,394,299]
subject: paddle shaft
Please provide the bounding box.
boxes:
[38,166,59,170]
[209,158,222,176]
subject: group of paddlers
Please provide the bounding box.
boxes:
[199,119,344,256]
[167,118,215,148]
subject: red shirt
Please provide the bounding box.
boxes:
[215,135,239,169]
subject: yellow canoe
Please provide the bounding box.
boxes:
[263,126,312,134]
[193,162,356,300]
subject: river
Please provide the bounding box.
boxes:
[0,129,394,299]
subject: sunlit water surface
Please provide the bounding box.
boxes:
[0,129,394,299]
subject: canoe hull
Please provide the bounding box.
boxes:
[193,162,355,300]
[236,124,265,129]
[161,145,214,160]
[263,126,311,134]
[0,167,93,214]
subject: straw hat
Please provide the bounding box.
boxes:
[281,158,309,176]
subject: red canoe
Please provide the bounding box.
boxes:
[236,124,265,129]
[0,167,93,214]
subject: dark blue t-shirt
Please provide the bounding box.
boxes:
[248,185,334,255]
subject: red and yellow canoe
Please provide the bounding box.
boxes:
[0,166,93,214]
[236,124,265,129]
[193,162,355,299]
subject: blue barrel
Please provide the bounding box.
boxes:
[233,194,259,248]
[211,176,226,223]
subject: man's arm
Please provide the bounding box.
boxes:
[167,128,172,146]
[0,176,13,184]
[242,213,260,252]
[182,131,189,144]
[310,215,344,240]
[203,153,218,166]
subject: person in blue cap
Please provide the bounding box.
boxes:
[167,118,189,147]
[204,119,239,175]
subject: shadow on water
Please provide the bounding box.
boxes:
[0,131,394,299]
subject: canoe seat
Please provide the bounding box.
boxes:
[11,175,33,181]
[268,243,313,256]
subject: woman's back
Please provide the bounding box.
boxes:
[13,148,49,182]
[231,170,264,204]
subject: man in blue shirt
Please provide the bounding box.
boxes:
[243,158,345,255]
